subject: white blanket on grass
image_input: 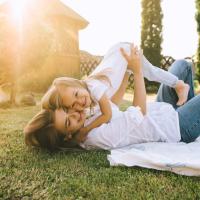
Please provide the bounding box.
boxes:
[108,138,200,176]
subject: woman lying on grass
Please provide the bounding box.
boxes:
[24,44,200,152]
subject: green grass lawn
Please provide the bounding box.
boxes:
[0,100,200,200]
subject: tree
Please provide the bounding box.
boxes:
[140,0,163,92]
[196,0,200,82]
[141,0,163,67]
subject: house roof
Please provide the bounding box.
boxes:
[0,0,89,29]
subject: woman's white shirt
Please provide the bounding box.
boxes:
[80,102,181,150]
[81,42,180,150]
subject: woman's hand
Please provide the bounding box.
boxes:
[121,43,146,115]
[120,44,143,74]
[75,127,88,143]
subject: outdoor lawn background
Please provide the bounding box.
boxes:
[0,94,200,200]
[0,0,200,199]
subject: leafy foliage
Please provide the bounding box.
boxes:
[141,0,163,90]
[196,0,200,81]
[141,0,163,67]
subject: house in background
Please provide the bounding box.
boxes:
[0,0,88,103]
[0,0,88,81]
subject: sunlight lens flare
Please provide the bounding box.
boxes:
[9,0,27,25]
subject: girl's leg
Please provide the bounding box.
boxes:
[142,56,178,87]
[90,42,130,99]
[177,95,200,143]
[156,60,194,109]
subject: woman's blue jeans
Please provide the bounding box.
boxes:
[156,60,200,143]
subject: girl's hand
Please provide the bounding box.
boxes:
[75,127,88,143]
[120,44,143,74]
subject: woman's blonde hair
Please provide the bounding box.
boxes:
[41,70,112,111]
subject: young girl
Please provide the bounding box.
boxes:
[41,42,189,142]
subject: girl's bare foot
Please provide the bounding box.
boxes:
[175,80,190,106]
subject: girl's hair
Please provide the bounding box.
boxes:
[41,77,86,110]
[41,70,112,111]
[24,109,80,152]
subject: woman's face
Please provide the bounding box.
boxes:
[54,108,86,138]
[58,85,92,111]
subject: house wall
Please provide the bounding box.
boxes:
[44,16,81,78]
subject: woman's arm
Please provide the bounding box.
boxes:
[111,71,130,105]
[132,67,146,115]
[120,45,146,115]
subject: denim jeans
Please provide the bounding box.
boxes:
[156,60,200,143]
